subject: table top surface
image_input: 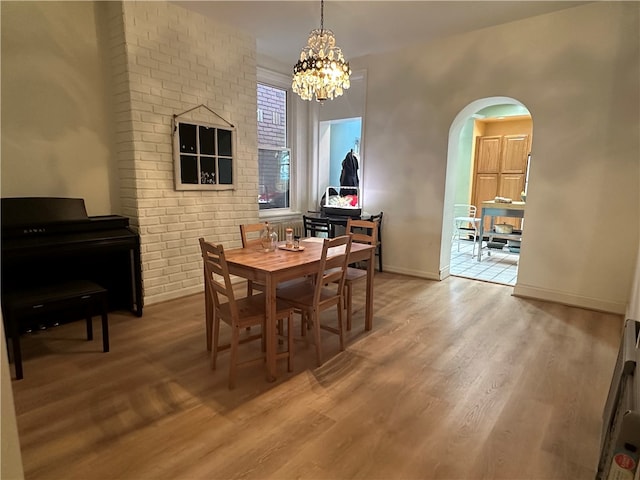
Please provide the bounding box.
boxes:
[481,200,526,211]
[225,239,373,273]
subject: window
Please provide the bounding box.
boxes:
[173,121,235,190]
[258,80,290,210]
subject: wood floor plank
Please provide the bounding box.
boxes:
[8,273,623,480]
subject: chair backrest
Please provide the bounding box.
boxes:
[346,218,378,246]
[303,215,331,238]
[453,204,477,220]
[369,212,383,244]
[313,235,352,307]
[199,238,240,322]
[240,222,266,249]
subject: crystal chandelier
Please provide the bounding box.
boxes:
[292,0,351,102]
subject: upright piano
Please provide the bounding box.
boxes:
[1,197,143,318]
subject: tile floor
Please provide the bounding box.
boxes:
[450,238,519,286]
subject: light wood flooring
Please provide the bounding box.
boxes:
[9,273,624,480]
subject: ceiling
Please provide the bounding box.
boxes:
[174,1,589,66]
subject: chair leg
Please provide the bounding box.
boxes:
[336,302,345,352]
[228,325,239,389]
[287,312,294,372]
[378,245,383,272]
[471,230,477,258]
[211,317,221,370]
[205,291,213,351]
[346,284,353,332]
[312,311,323,367]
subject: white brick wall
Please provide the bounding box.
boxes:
[112,2,259,304]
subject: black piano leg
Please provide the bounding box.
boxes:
[10,315,23,380]
[101,294,110,353]
[86,314,94,341]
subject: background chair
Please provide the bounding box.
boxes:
[369,212,383,271]
[340,218,378,331]
[240,222,267,296]
[452,204,481,257]
[276,235,352,367]
[199,238,294,389]
[303,215,331,238]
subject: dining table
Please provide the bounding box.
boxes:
[222,238,376,381]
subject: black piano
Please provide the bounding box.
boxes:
[1,197,143,318]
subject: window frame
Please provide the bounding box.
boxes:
[172,119,237,191]
[257,68,298,217]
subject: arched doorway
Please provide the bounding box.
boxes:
[441,97,532,286]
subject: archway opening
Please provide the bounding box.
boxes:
[441,97,532,286]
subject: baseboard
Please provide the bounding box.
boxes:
[513,283,626,314]
[383,265,441,281]
[439,265,450,280]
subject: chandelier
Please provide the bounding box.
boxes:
[292,0,351,102]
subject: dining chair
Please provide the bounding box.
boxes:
[276,234,352,367]
[240,222,267,296]
[452,204,481,258]
[369,212,384,272]
[199,238,294,389]
[303,214,331,238]
[340,218,378,331]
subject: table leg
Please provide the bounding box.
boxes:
[265,275,277,381]
[477,211,485,262]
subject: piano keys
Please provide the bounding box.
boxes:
[1,197,143,318]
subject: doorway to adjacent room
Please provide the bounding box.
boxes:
[443,98,532,287]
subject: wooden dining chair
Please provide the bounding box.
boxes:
[452,204,480,258]
[199,238,294,389]
[240,222,267,296]
[369,212,384,272]
[303,215,331,238]
[340,218,378,331]
[276,235,352,367]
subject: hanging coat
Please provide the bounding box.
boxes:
[339,151,359,191]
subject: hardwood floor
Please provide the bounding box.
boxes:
[9,273,623,480]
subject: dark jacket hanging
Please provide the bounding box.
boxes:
[339,150,359,192]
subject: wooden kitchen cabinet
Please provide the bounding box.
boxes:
[472,133,530,228]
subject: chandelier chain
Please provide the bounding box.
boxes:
[320,0,324,33]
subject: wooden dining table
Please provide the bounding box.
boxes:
[223,238,376,381]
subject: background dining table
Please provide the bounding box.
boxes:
[222,238,376,380]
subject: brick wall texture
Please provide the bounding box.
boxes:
[111,2,258,304]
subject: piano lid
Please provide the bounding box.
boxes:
[1,197,130,238]
[2,197,88,227]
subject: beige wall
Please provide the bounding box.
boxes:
[355,1,639,313]
[627,244,640,321]
[1,1,118,216]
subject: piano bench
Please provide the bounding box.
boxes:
[3,280,109,380]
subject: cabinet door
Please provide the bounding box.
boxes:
[473,173,498,226]
[501,134,529,173]
[499,173,526,228]
[476,136,501,173]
